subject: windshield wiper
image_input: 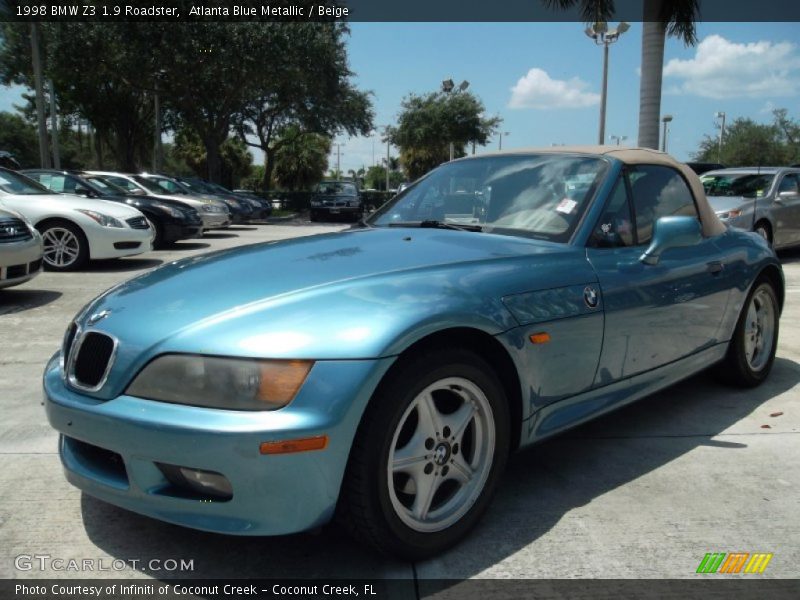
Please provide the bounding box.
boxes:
[388,220,482,232]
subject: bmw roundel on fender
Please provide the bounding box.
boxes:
[44,147,784,560]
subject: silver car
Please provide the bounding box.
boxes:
[702,167,800,249]
[0,207,43,289]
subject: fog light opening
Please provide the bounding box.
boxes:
[156,463,233,501]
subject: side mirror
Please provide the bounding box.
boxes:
[640,216,703,266]
[75,187,95,198]
[778,190,797,200]
[130,188,146,196]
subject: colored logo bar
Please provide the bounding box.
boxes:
[696,552,773,574]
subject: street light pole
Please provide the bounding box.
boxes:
[586,22,629,146]
[499,131,510,150]
[661,115,673,152]
[715,111,726,162]
[386,133,390,192]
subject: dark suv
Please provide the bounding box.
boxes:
[309,181,362,222]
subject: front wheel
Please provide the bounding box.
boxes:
[40,221,89,271]
[338,349,510,559]
[716,280,779,387]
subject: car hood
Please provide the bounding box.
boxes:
[0,192,145,218]
[706,195,756,213]
[75,228,596,398]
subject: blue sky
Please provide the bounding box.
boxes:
[2,22,799,173]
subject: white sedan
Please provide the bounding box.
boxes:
[0,168,153,271]
[0,206,43,289]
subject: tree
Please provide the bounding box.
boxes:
[0,22,158,171]
[388,90,500,180]
[233,22,373,191]
[544,0,699,149]
[0,112,38,168]
[273,127,331,191]
[365,164,405,191]
[693,110,800,166]
[173,129,253,188]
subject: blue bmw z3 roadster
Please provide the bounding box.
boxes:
[45,147,783,559]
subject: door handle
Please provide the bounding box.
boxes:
[707,261,725,275]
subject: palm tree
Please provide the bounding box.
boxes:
[544,0,699,149]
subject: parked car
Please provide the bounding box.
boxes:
[21,170,203,248]
[181,178,272,220]
[700,167,800,248]
[86,172,230,231]
[309,181,362,221]
[0,168,153,271]
[44,148,782,559]
[0,206,43,289]
[140,173,252,224]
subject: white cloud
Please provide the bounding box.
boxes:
[663,35,800,99]
[509,68,600,109]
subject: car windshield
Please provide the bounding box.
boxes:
[132,175,171,194]
[0,169,51,195]
[701,173,775,198]
[316,182,357,196]
[368,154,608,241]
[84,176,127,195]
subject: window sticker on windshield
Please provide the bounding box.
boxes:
[756,190,764,197]
[556,198,578,214]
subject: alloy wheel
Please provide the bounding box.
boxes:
[387,376,495,533]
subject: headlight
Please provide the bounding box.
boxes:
[75,209,123,227]
[126,354,314,411]
[716,210,742,220]
[152,202,183,218]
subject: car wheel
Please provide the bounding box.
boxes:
[150,220,166,249]
[39,221,89,271]
[338,348,510,559]
[309,211,318,222]
[716,279,779,387]
[754,221,772,246]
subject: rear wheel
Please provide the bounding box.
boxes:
[338,349,510,559]
[716,279,779,387]
[39,221,89,271]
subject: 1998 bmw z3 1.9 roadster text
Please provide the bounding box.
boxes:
[44,147,783,559]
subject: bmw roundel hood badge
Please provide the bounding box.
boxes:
[87,309,111,326]
[584,286,599,309]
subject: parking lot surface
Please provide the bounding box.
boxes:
[1,220,798,583]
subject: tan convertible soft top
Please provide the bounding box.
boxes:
[477,146,727,238]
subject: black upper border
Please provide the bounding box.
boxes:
[2,0,800,22]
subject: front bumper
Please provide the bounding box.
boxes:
[0,234,43,289]
[200,213,231,230]
[87,225,154,260]
[44,353,395,535]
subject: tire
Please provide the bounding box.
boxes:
[716,279,779,387]
[309,210,319,222]
[754,221,772,246]
[150,220,166,249]
[39,220,89,271]
[338,348,510,559]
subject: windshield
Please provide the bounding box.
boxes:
[368,154,608,241]
[0,169,51,195]
[701,173,775,198]
[181,178,215,194]
[84,176,127,195]
[316,182,357,196]
[132,175,171,194]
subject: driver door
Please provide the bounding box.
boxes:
[586,166,732,385]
